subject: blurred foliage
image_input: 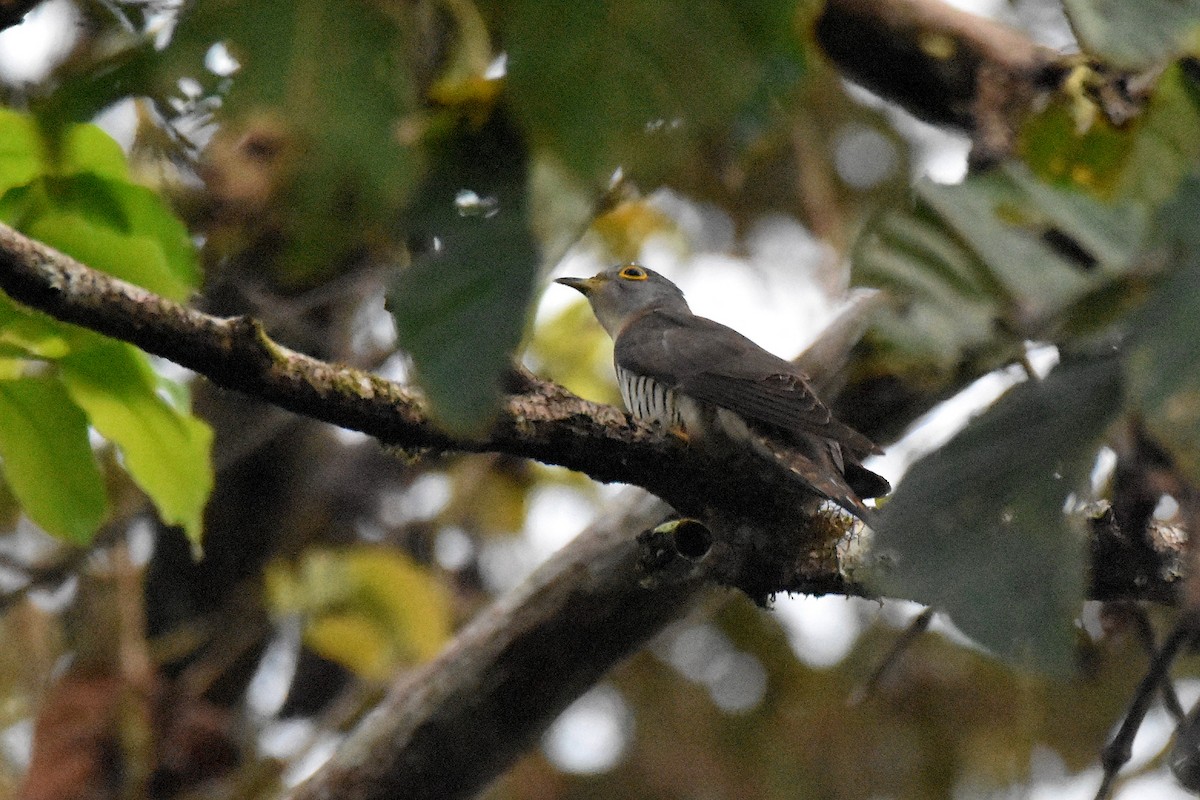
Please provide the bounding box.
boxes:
[0,109,211,545]
[1060,0,1200,69]
[504,0,804,187]
[855,162,1199,677]
[1127,174,1200,483]
[390,110,540,434]
[0,0,1197,798]
[853,163,1147,382]
[266,546,452,681]
[1020,62,1200,205]
[156,0,422,287]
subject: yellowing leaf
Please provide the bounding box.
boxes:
[443,458,532,535]
[591,199,681,264]
[528,301,621,407]
[305,615,396,681]
[266,547,452,680]
[1020,64,1200,206]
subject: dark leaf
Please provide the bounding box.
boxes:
[866,353,1124,672]
[390,111,540,434]
[504,0,803,187]
[1061,0,1200,69]
[1127,173,1200,483]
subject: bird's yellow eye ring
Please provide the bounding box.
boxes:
[618,265,648,281]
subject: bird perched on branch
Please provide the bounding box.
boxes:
[556,263,889,520]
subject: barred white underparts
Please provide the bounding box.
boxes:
[616,366,685,428]
[617,364,856,513]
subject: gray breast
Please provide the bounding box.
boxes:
[616,366,683,428]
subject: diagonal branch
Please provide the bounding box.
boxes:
[289,490,699,800]
[817,0,1060,129]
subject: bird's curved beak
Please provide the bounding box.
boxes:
[555,276,601,296]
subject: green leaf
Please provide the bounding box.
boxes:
[0,174,200,300]
[1127,173,1200,483]
[58,121,131,180]
[0,111,45,197]
[866,353,1124,672]
[160,0,421,286]
[0,110,209,544]
[0,376,107,544]
[0,293,71,360]
[60,341,213,547]
[505,0,802,186]
[0,108,128,197]
[390,112,540,434]
[854,165,1147,376]
[1061,0,1200,69]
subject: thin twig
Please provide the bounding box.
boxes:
[1095,612,1200,800]
[849,606,934,705]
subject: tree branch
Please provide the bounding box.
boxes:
[0,221,1183,603]
[289,491,702,800]
[0,222,853,601]
[815,0,1065,163]
[0,0,39,32]
[0,218,1185,800]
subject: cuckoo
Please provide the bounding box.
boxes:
[556,264,889,520]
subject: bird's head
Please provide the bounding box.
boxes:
[555,264,689,336]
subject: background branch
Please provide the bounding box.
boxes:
[0,0,38,32]
[288,491,700,800]
[816,0,1064,162]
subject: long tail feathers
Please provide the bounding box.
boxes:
[750,433,886,522]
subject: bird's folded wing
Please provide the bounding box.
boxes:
[679,372,881,459]
[617,311,880,458]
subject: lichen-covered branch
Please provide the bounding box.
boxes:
[0,220,1182,602]
[0,221,853,601]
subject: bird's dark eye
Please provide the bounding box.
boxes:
[618,265,648,281]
